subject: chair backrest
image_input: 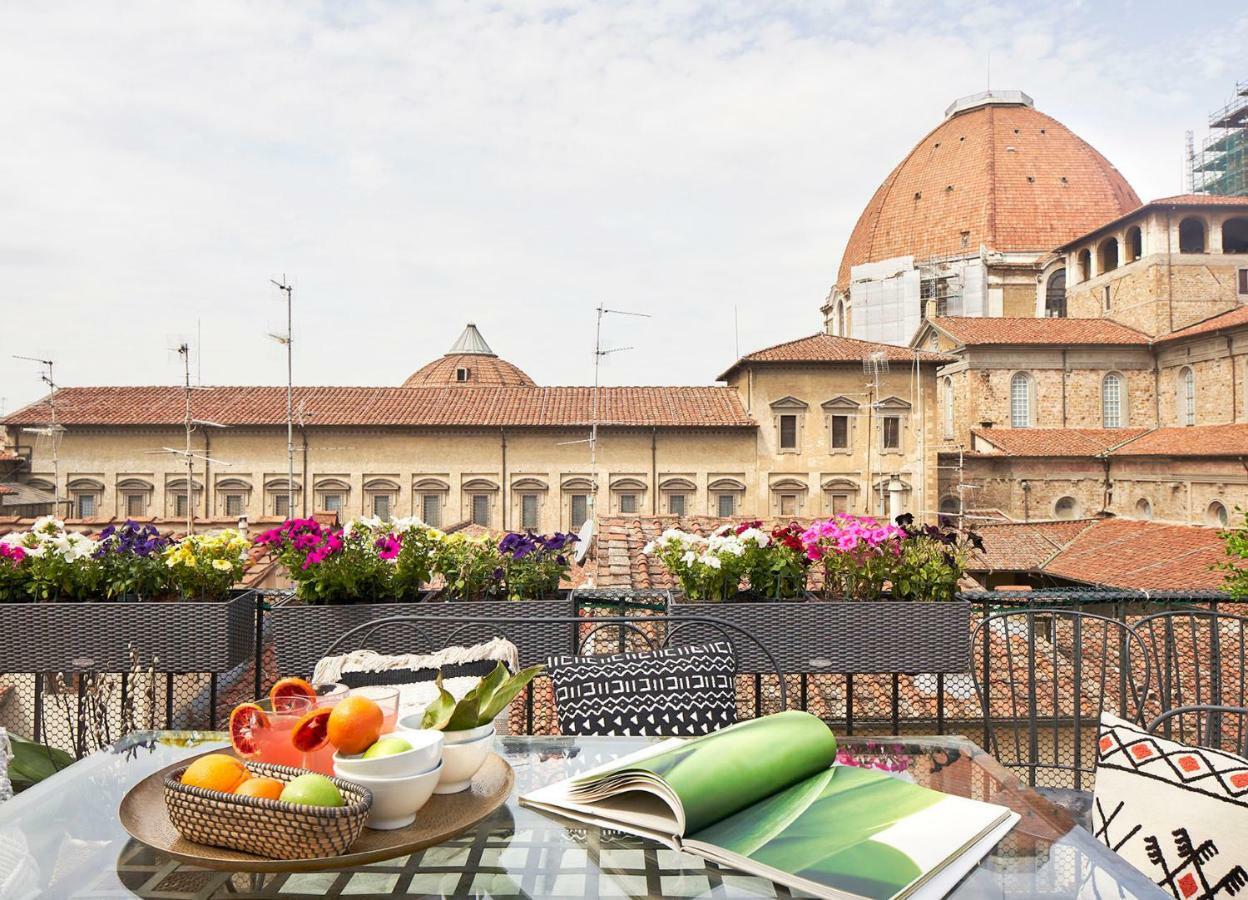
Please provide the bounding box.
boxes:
[320,614,789,733]
[971,608,1151,792]
[1146,705,1248,757]
[1131,609,1248,728]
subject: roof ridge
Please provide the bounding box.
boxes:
[1037,518,1100,569]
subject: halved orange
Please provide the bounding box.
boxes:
[269,677,317,711]
[229,703,270,757]
[291,707,332,753]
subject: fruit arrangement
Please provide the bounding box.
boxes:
[180,753,345,808]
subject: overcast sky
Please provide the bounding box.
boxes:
[2,1,1247,411]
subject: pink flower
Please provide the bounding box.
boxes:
[375,534,401,561]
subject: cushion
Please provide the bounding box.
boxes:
[312,637,519,723]
[546,641,737,737]
[1091,712,1248,898]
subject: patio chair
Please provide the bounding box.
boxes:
[972,609,1151,827]
[1132,609,1248,755]
[320,614,788,736]
[1146,705,1248,757]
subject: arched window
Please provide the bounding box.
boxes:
[1077,249,1091,282]
[1206,501,1229,528]
[1098,237,1119,273]
[939,496,959,516]
[1126,225,1143,262]
[1135,497,1152,520]
[1054,496,1079,520]
[1223,217,1248,254]
[1010,372,1033,428]
[942,376,955,439]
[1102,372,1124,428]
[1179,217,1206,253]
[1044,269,1067,317]
[1178,366,1196,426]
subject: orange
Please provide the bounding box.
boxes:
[269,677,317,711]
[234,776,284,800]
[326,696,384,754]
[229,703,270,757]
[291,707,332,752]
[181,753,249,794]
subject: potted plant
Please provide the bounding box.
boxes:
[0,518,254,672]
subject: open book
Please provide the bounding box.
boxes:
[522,711,1018,900]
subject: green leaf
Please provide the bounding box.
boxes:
[469,662,509,718]
[477,664,544,722]
[9,735,74,789]
[419,672,457,730]
[445,690,482,731]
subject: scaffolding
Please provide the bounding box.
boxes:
[1189,78,1248,197]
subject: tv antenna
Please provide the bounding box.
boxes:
[587,303,649,522]
[269,276,296,518]
[12,355,65,516]
[146,344,230,534]
[862,350,890,516]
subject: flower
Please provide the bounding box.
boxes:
[211,559,232,571]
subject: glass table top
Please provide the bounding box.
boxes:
[0,731,1164,898]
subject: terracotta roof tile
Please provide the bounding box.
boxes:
[401,353,535,388]
[1110,424,1248,457]
[1156,306,1248,343]
[837,102,1139,289]
[930,317,1149,346]
[972,428,1148,457]
[1041,519,1229,591]
[2,386,756,429]
[718,333,952,380]
[968,520,1097,571]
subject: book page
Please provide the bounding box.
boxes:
[685,765,1011,900]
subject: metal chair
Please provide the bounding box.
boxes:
[321,614,788,736]
[1146,705,1248,757]
[972,609,1151,825]
[1132,609,1248,749]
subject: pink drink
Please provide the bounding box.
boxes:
[252,695,314,769]
[301,682,348,776]
[350,686,400,735]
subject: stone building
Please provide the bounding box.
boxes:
[0,325,948,532]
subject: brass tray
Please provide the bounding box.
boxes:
[119,748,514,873]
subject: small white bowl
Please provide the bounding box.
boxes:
[435,726,495,794]
[442,722,496,745]
[332,730,443,778]
[333,761,442,830]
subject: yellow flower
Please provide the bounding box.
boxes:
[212,559,232,572]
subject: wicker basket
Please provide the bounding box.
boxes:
[164,760,373,860]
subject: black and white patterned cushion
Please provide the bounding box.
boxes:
[546,641,737,737]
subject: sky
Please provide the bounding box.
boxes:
[2,1,1247,412]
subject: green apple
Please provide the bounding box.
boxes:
[279,773,343,807]
[362,736,414,759]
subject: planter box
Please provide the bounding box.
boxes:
[0,591,256,673]
[268,597,576,678]
[670,598,972,674]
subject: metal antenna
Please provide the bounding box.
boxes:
[270,276,295,518]
[13,354,63,516]
[589,303,649,523]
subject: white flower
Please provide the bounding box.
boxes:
[702,555,722,570]
[342,516,383,538]
[681,550,696,566]
[32,516,65,536]
[737,527,770,547]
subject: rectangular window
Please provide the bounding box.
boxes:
[779,494,797,516]
[619,493,638,514]
[126,493,145,517]
[570,494,588,529]
[668,494,686,516]
[225,494,244,517]
[831,493,849,515]
[421,494,441,527]
[779,415,798,450]
[175,493,190,517]
[77,494,95,518]
[321,493,342,514]
[471,494,490,527]
[831,415,849,449]
[1239,268,1248,295]
[274,494,290,518]
[883,416,901,450]
[1103,285,1112,311]
[521,494,539,530]
[717,494,736,517]
[372,494,392,520]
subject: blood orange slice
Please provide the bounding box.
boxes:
[291,707,332,753]
[269,677,317,711]
[229,703,270,757]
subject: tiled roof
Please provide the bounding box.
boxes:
[836,101,1139,289]
[968,520,1097,571]
[718,333,952,380]
[401,353,535,388]
[972,428,1148,457]
[929,317,1150,346]
[2,386,756,429]
[1157,306,1248,343]
[1109,424,1248,457]
[1041,519,1229,591]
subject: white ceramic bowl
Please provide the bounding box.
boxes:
[333,760,442,830]
[395,714,496,746]
[333,729,444,779]
[434,726,494,794]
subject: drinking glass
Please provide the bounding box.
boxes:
[350,685,400,735]
[300,682,349,775]
[252,694,315,769]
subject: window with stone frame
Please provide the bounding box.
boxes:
[717,493,736,517]
[471,494,491,527]
[1010,372,1033,427]
[618,493,637,514]
[1102,372,1125,428]
[1238,267,1247,295]
[75,492,97,518]
[520,493,539,530]
[320,493,343,514]
[420,493,441,527]
[274,494,290,518]
[831,493,849,514]
[570,494,588,529]
[778,415,798,450]
[822,397,859,454]
[125,492,146,517]
[176,493,191,518]
[822,479,859,516]
[225,493,245,517]
[371,493,394,520]
[874,396,910,452]
[882,416,901,450]
[668,493,686,516]
[1178,366,1196,426]
[769,397,808,455]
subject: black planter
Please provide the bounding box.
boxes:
[0,590,256,673]
[670,597,972,674]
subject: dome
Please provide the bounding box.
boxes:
[401,323,536,388]
[835,91,1140,289]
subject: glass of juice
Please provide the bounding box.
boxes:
[349,685,400,735]
[300,682,349,776]
[254,694,315,769]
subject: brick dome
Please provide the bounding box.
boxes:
[401,324,535,388]
[835,92,1141,289]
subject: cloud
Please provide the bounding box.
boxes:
[1,1,1245,412]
